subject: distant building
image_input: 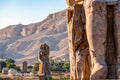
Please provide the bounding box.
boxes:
[2,67,8,74]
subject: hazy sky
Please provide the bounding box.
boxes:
[0,0,68,29]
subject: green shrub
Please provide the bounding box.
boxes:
[5,58,15,63]
[7,63,16,69]
[50,59,70,72]
[32,63,39,71]
[0,61,6,69]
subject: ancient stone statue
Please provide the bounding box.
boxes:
[38,43,51,78]
[85,1,108,79]
[67,0,91,80]
[22,61,27,73]
[67,0,120,80]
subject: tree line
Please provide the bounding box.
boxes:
[0,58,70,72]
[0,58,20,71]
[32,58,70,72]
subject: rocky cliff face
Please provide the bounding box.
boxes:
[0,10,69,65]
[0,10,67,38]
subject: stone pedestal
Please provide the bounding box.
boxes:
[22,61,27,73]
[39,63,44,76]
[38,63,45,80]
[38,63,51,80]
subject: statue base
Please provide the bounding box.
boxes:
[38,63,52,80]
[38,63,44,76]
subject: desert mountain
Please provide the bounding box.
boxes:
[0,10,69,65]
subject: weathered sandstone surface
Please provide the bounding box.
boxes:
[67,0,120,79]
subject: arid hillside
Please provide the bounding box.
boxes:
[0,10,69,65]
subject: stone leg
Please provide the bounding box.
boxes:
[45,61,51,77]
[84,1,107,79]
[82,49,91,80]
[67,4,90,80]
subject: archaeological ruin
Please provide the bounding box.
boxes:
[66,0,120,80]
[38,43,51,79]
[22,61,27,73]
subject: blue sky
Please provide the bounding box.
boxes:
[0,0,68,29]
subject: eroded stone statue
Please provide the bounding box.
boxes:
[22,61,27,73]
[38,43,51,78]
[67,0,91,80]
[85,1,108,79]
[67,0,120,80]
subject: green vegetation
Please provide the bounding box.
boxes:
[5,58,15,63]
[14,66,21,71]
[0,58,70,73]
[62,63,70,72]
[28,65,33,69]
[0,58,20,71]
[44,77,52,80]
[50,59,70,72]
[0,61,6,69]
[32,58,70,72]
[52,72,70,80]
[32,63,39,71]
[7,63,16,69]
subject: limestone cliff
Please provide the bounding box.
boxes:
[0,10,67,38]
[0,10,69,65]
